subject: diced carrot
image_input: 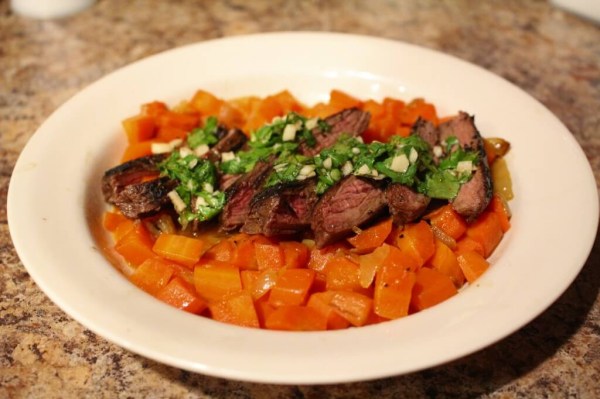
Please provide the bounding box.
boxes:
[454,237,485,256]
[347,218,393,252]
[428,239,465,287]
[255,243,284,270]
[194,265,242,302]
[130,257,174,295]
[218,102,245,129]
[307,243,346,273]
[120,141,154,162]
[156,125,188,141]
[361,99,385,119]
[489,194,511,233]
[240,270,260,291]
[152,233,206,268]
[457,251,490,283]
[209,292,259,328]
[255,298,276,328]
[399,98,438,126]
[307,292,351,330]
[466,211,504,258]
[122,115,156,144]
[170,263,195,285]
[394,220,436,267]
[265,305,328,331]
[325,256,362,292]
[411,268,457,311]
[271,90,304,114]
[230,234,272,270]
[115,222,155,266]
[374,263,416,319]
[203,239,236,263]
[383,97,405,114]
[246,269,279,300]
[383,242,420,273]
[190,90,224,116]
[329,89,362,110]
[141,101,168,118]
[327,290,373,327]
[395,126,411,137]
[269,269,315,307]
[426,204,468,240]
[155,276,207,314]
[157,111,200,131]
[303,102,339,119]
[113,218,135,242]
[280,241,310,269]
[103,211,127,232]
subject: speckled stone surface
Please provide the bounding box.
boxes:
[1,0,599,397]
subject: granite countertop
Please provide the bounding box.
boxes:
[1,0,599,397]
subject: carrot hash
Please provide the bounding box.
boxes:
[104,89,512,331]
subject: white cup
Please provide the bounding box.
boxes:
[10,0,96,19]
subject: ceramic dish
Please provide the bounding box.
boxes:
[7,32,598,384]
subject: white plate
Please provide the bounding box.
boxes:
[7,32,598,384]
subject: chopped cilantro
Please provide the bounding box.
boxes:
[187,116,219,149]
[158,151,225,225]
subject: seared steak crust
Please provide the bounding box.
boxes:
[311,176,386,248]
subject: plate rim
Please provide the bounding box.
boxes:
[7,32,599,384]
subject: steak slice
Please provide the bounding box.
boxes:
[241,179,318,236]
[311,176,386,248]
[219,160,273,231]
[102,154,167,204]
[438,112,492,222]
[299,108,370,156]
[411,117,439,148]
[110,177,177,219]
[385,184,430,225]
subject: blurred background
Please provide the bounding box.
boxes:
[1,1,599,397]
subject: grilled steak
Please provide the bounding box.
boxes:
[438,112,492,222]
[299,108,370,156]
[109,177,177,219]
[385,183,430,225]
[102,154,167,204]
[241,179,318,236]
[102,154,175,218]
[311,176,386,248]
[411,117,439,148]
[219,160,273,231]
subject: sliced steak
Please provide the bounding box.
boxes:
[102,154,167,204]
[241,179,318,236]
[438,112,492,222]
[411,117,439,148]
[311,176,386,248]
[385,184,430,225]
[299,108,370,156]
[219,160,273,231]
[109,177,177,219]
